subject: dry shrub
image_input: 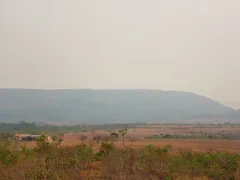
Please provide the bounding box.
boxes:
[0,137,239,180]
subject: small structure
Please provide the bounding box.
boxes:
[15,134,41,141]
[15,133,54,143]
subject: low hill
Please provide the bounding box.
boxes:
[0,89,237,123]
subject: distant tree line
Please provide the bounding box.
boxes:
[145,132,240,140]
[0,121,143,134]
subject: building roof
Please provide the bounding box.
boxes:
[16,134,41,137]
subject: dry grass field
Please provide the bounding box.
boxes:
[61,136,240,153]
[20,125,240,153]
[57,125,240,153]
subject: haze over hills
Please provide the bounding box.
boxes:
[0,89,238,124]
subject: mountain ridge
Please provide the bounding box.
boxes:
[0,89,238,123]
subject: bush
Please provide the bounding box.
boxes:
[70,144,93,168]
[0,140,240,180]
[0,141,20,166]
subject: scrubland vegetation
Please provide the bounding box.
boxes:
[145,132,240,140]
[0,132,240,180]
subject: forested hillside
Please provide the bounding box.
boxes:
[0,89,237,123]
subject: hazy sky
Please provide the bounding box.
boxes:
[0,0,240,108]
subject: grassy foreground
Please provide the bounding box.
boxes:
[0,134,240,180]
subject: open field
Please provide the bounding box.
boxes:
[56,125,240,153]
[61,136,240,153]
[132,125,240,135]
[20,125,240,153]
[61,125,240,138]
[23,136,240,153]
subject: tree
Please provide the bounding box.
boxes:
[93,135,102,143]
[79,135,87,144]
[51,133,63,146]
[101,135,110,143]
[36,133,51,152]
[126,136,136,145]
[100,142,114,155]
[118,129,128,147]
[109,132,119,144]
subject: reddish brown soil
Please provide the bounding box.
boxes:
[125,139,240,153]
[22,126,240,153]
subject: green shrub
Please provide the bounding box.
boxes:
[70,144,93,168]
[0,141,20,166]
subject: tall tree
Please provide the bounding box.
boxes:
[118,129,128,147]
